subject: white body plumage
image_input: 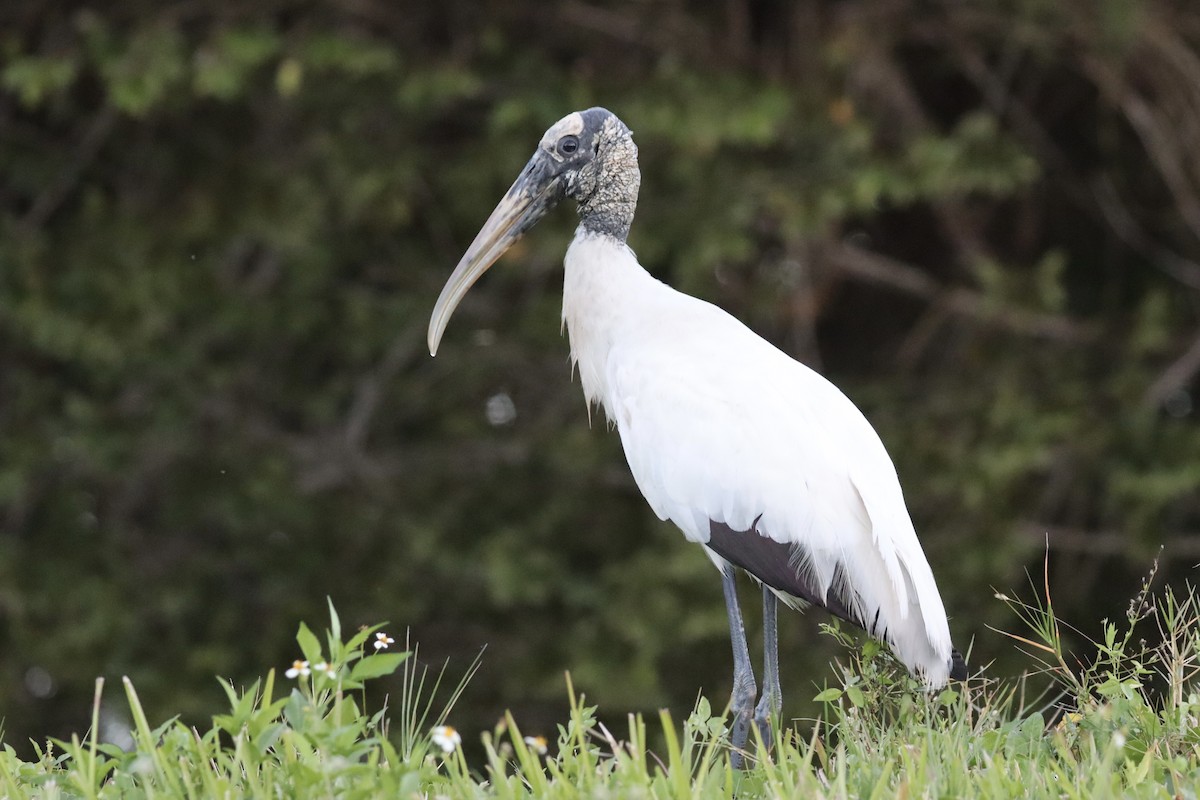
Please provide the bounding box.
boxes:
[562,229,954,687]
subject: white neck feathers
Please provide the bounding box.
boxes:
[561,229,657,414]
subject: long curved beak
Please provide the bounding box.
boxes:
[428,155,564,356]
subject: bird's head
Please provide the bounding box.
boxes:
[428,107,639,356]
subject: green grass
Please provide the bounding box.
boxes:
[4,574,1200,798]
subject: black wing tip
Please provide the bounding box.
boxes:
[949,648,969,681]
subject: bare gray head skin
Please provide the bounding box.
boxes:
[427,108,641,354]
[556,107,641,240]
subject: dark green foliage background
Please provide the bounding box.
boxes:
[2,1,1199,750]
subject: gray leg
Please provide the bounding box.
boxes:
[722,567,757,768]
[754,587,781,748]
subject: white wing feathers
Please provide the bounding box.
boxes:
[561,233,954,686]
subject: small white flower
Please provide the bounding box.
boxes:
[524,735,549,755]
[285,660,310,679]
[373,632,395,651]
[431,725,461,754]
[312,661,337,679]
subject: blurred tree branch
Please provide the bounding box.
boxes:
[1143,331,1200,410]
[822,242,1099,342]
[1022,524,1200,559]
[19,106,117,231]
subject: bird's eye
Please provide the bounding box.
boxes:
[557,135,580,156]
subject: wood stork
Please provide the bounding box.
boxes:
[428,107,967,762]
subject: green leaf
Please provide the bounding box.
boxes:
[296,622,324,665]
[327,597,341,643]
[349,653,408,682]
[813,688,843,703]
